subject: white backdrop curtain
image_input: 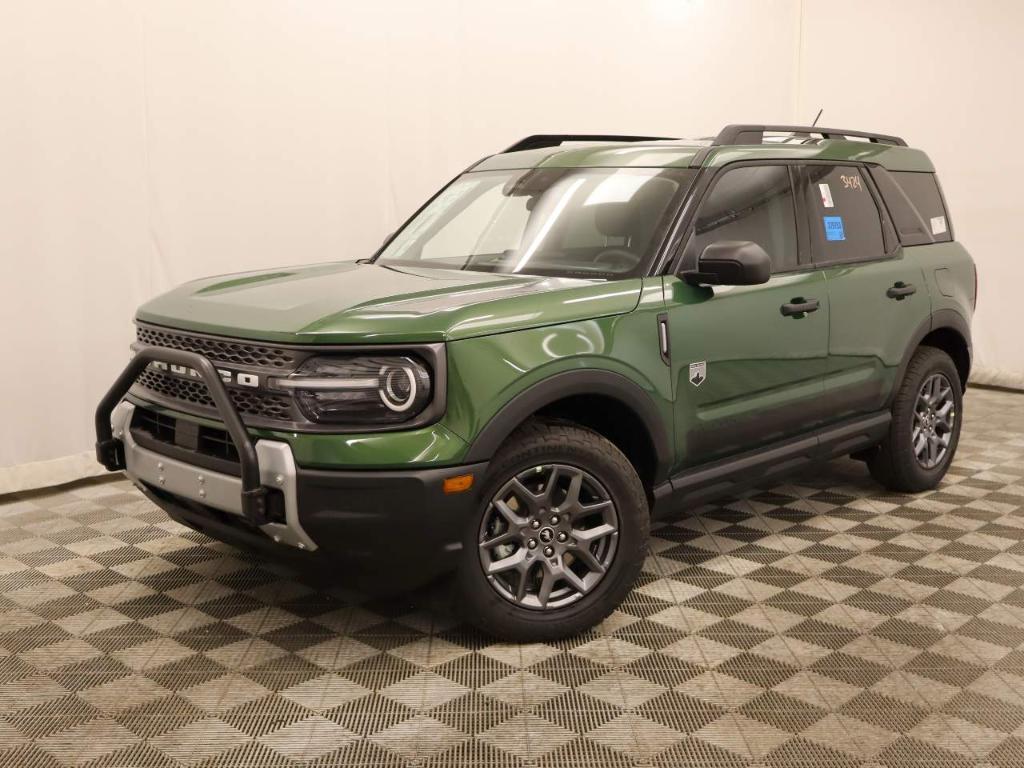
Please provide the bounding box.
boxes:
[1,0,1021,494]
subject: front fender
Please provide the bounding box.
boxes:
[443,309,674,479]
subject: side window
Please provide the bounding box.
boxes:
[688,165,800,272]
[892,172,951,242]
[871,168,953,245]
[804,165,886,263]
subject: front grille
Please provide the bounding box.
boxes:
[132,323,303,425]
[136,368,293,420]
[136,324,296,368]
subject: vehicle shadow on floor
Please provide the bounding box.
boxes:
[261,456,902,638]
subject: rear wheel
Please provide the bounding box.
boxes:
[457,421,648,641]
[868,346,962,492]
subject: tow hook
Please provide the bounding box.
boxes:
[240,486,270,526]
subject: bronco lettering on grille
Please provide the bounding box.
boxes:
[150,360,259,388]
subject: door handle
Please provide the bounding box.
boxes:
[886,282,917,300]
[780,297,820,317]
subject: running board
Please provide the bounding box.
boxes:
[652,411,890,518]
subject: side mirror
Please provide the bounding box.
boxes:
[684,240,771,286]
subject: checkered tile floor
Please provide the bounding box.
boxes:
[2,388,1024,767]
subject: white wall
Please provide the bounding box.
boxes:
[797,0,1024,390]
[2,0,1020,493]
[0,0,801,492]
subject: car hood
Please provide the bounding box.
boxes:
[136,261,643,343]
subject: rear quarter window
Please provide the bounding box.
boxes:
[870,168,953,245]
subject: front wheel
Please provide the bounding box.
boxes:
[456,421,648,641]
[868,346,963,492]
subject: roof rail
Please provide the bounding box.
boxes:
[712,124,907,147]
[503,134,677,153]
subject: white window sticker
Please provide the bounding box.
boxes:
[818,183,834,208]
[930,215,947,235]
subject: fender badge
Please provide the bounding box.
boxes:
[689,361,707,387]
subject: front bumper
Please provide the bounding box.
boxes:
[96,345,487,589]
[142,453,487,589]
[110,401,317,550]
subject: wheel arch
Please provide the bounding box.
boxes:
[891,309,972,403]
[463,370,673,493]
[920,327,971,391]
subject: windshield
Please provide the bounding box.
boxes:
[375,167,696,279]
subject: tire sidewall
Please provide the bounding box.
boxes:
[457,424,648,640]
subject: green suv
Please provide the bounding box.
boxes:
[96,124,976,640]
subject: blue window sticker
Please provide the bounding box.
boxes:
[823,215,845,242]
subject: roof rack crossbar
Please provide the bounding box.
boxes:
[503,134,677,153]
[712,124,907,147]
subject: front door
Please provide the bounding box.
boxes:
[799,164,931,421]
[664,163,830,471]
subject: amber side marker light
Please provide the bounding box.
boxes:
[443,474,474,494]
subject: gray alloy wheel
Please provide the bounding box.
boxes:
[913,372,957,469]
[477,463,620,611]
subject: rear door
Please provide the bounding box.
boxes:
[799,164,931,420]
[664,163,830,469]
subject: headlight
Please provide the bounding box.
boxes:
[272,356,433,424]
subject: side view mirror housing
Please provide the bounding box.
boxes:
[683,240,772,286]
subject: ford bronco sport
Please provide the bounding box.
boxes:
[96,124,976,640]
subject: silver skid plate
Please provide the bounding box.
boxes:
[111,401,317,550]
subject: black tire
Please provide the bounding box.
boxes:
[456,420,648,641]
[868,346,963,492]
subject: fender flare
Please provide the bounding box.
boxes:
[888,308,972,405]
[463,369,674,483]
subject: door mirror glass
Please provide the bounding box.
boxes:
[688,240,772,285]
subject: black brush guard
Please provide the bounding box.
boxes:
[95,346,273,525]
